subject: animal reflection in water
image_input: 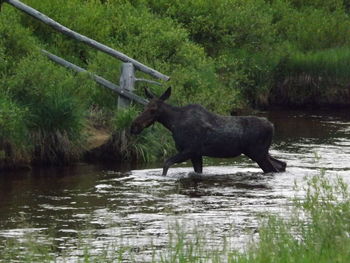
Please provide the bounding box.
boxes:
[130,87,286,176]
[177,172,271,197]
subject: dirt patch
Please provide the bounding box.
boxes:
[269,75,350,108]
[86,127,111,151]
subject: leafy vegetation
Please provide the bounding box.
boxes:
[1,0,350,167]
[0,92,29,169]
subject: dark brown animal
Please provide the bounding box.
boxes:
[130,87,286,176]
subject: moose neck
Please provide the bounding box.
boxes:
[157,103,182,133]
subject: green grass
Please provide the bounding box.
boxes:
[1,172,349,262]
[0,93,30,169]
[271,47,350,106]
[92,106,175,163]
[282,47,350,84]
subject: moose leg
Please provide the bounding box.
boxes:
[245,152,279,173]
[162,151,191,176]
[191,156,203,174]
[256,156,279,173]
[268,155,287,172]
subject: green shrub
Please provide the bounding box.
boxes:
[287,0,345,11]
[271,46,350,106]
[274,6,350,51]
[0,6,38,71]
[0,94,29,168]
[281,47,350,82]
[145,0,276,54]
[4,54,91,164]
[111,107,174,162]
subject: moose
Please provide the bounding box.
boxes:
[130,87,286,176]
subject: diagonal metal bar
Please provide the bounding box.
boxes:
[135,78,162,86]
[42,50,148,105]
[4,0,170,81]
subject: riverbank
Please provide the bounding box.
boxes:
[2,0,350,170]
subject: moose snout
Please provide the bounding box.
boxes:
[130,122,142,135]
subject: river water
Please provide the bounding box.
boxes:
[0,110,349,261]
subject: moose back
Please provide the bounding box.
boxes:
[130,87,286,176]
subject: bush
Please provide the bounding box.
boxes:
[275,7,350,51]
[0,94,29,169]
[4,54,91,164]
[87,106,175,163]
[287,0,345,11]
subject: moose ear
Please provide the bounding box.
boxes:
[159,87,171,101]
[144,87,155,99]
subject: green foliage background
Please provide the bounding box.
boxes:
[1,0,350,167]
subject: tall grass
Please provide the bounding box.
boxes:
[87,106,175,163]
[5,55,90,165]
[0,94,30,169]
[282,47,350,83]
[29,86,87,165]
[272,47,350,106]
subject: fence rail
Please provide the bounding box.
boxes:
[42,50,149,106]
[3,0,170,82]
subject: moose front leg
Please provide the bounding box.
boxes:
[191,156,203,174]
[162,151,191,176]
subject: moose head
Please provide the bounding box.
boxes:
[130,87,171,135]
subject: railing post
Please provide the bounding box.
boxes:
[118,63,135,109]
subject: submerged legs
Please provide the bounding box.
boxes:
[191,156,203,173]
[162,151,191,176]
[245,152,286,173]
[268,155,287,172]
[162,153,203,176]
[253,154,286,173]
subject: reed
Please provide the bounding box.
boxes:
[283,47,350,83]
[28,87,87,165]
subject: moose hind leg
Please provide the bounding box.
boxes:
[268,155,286,172]
[162,151,191,176]
[256,156,279,173]
[191,156,203,174]
[246,152,279,173]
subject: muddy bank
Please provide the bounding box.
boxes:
[0,127,139,172]
[268,75,350,108]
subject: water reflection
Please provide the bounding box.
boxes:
[0,109,349,261]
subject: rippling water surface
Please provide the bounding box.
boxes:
[0,110,349,261]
